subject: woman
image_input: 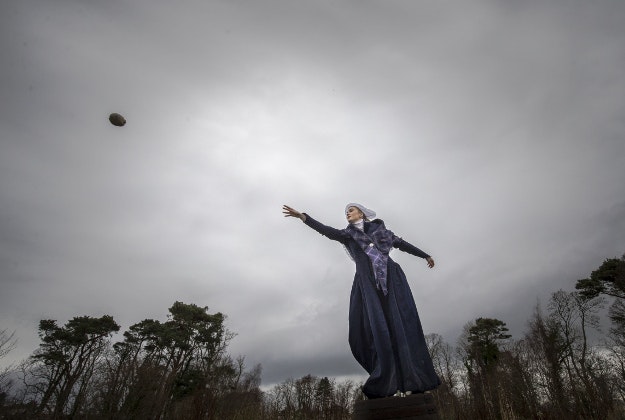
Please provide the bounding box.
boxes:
[282,203,440,399]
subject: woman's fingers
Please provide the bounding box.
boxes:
[282,204,300,217]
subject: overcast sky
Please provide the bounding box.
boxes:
[1,0,624,386]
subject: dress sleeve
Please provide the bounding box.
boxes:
[303,214,349,243]
[392,235,431,258]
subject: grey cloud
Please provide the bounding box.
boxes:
[1,0,624,386]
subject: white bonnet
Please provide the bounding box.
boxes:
[345,203,376,220]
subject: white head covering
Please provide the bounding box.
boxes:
[345,203,376,221]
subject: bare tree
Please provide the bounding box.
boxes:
[0,329,17,406]
[548,289,610,418]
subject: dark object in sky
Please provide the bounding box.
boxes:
[109,113,126,127]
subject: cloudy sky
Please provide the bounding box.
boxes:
[1,0,624,386]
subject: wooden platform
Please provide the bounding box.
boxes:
[352,393,439,420]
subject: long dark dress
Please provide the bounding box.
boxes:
[303,214,440,398]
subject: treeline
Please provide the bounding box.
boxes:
[0,255,623,419]
[428,254,625,419]
[0,302,361,419]
[0,302,267,419]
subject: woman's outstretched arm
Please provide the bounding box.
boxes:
[392,236,435,268]
[282,205,348,243]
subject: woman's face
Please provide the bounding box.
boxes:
[346,206,364,223]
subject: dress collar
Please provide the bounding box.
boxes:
[351,219,365,231]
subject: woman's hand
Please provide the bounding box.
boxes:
[426,257,435,268]
[282,205,306,222]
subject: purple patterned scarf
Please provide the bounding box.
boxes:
[344,222,394,295]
